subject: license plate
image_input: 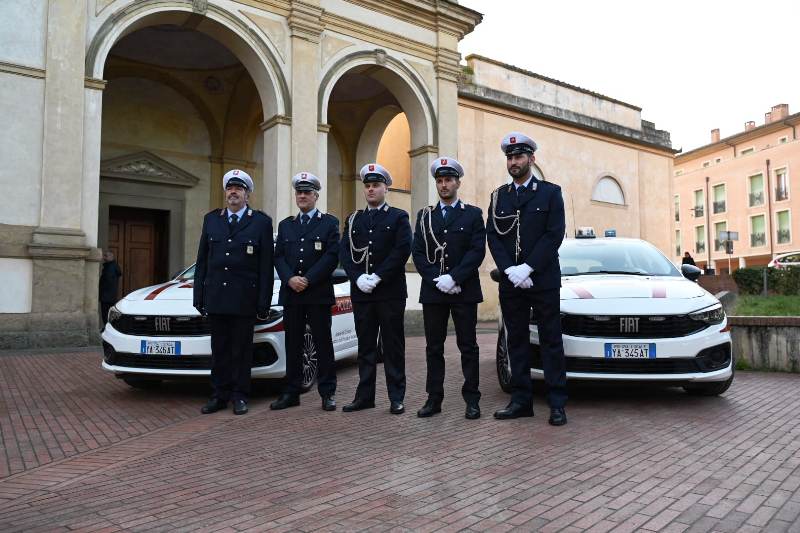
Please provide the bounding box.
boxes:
[140,340,180,356]
[604,343,656,359]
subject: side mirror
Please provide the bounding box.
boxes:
[681,264,702,282]
[332,268,349,285]
[490,268,501,283]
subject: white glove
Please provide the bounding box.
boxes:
[356,274,374,293]
[518,278,533,289]
[433,274,456,293]
[368,274,381,288]
[506,264,533,287]
[447,285,462,295]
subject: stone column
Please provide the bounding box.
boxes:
[409,145,439,216]
[288,1,323,176]
[434,37,462,158]
[261,115,293,221]
[316,123,330,212]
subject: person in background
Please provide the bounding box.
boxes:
[99,250,122,330]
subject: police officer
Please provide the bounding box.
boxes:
[270,172,340,412]
[194,169,274,416]
[340,163,412,415]
[412,157,485,420]
[486,133,568,426]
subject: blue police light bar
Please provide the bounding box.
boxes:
[604,229,617,237]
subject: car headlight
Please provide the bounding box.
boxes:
[688,304,725,325]
[108,305,123,325]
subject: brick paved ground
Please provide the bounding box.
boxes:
[1,334,800,532]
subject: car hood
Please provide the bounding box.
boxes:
[560,275,706,300]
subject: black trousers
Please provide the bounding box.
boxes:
[283,303,336,397]
[500,288,567,408]
[209,314,256,402]
[352,299,406,403]
[422,303,481,405]
[100,302,112,328]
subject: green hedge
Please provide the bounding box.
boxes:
[732,266,800,295]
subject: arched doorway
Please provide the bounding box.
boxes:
[318,53,436,222]
[84,4,289,292]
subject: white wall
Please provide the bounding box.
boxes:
[0,259,33,313]
[0,0,47,68]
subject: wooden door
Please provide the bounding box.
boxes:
[108,207,169,297]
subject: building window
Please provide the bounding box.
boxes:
[715,157,722,164]
[740,147,755,156]
[675,169,684,176]
[702,161,711,168]
[712,183,726,214]
[674,195,680,222]
[777,210,791,244]
[748,173,765,207]
[779,136,789,144]
[695,225,706,254]
[591,176,625,205]
[675,229,681,256]
[693,189,704,217]
[775,167,789,201]
[714,221,727,251]
[750,215,766,247]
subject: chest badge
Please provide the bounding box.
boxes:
[315,241,322,251]
[246,245,254,255]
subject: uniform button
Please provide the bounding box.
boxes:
[446,267,450,271]
[301,238,305,242]
[299,259,303,263]
[300,248,303,252]
[225,267,228,271]
[223,282,227,286]
[299,271,303,274]
[445,254,449,258]
[369,230,372,233]
[369,252,372,256]
[444,229,448,234]
[370,264,373,268]
[369,241,372,244]
[228,239,232,242]
[226,252,230,256]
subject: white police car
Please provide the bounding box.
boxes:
[495,237,733,395]
[101,265,358,389]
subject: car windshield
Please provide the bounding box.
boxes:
[176,265,280,281]
[559,240,681,277]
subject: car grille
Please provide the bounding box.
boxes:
[112,315,210,337]
[103,342,278,370]
[557,313,707,338]
[530,343,731,374]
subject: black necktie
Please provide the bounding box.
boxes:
[229,213,239,227]
[442,205,451,220]
[368,209,378,222]
[516,186,525,198]
[301,213,310,225]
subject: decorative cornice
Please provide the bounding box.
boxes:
[435,48,462,82]
[317,123,332,133]
[28,227,90,260]
[0,61,45,80]
[209,156,257,169]
[100,152,200,187]
[408,144,439,158]
[260,114,292,131]
[288,1,324,43]
[84,77,107,90]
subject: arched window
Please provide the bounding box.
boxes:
[592,176,625,205]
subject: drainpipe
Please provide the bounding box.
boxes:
[766,159,774,259]
[705,176,712,272]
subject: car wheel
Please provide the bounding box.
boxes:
[496,321,512,393]
[683,373,734,396]
[300,325,319,392]
[122,377,162,390]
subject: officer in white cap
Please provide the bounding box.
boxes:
[412,157,486,420]
[194,169,274,416]
[339,163,412,415]
[271,172,340,412]
[487,133,568,426]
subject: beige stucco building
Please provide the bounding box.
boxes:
[0,0,674,348]
[673,105,800,272]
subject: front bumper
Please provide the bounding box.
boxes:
[529,324,733,383]
[100,323,287,379]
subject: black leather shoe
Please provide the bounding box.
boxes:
[548,407,567,426]
[322,395,336,411]
[493,402,534,420]
[270,393,300,410]
[201,397,227,414]
[233,399,248,415]
[465,404,481,420]
[417,398,442,418]
[390,401,405,415]
[342,398,375,412]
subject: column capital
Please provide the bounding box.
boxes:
[260,114,292,131]
[288,1,324,43]
[408,145,439,158]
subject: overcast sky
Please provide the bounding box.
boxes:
[458,0,800,152]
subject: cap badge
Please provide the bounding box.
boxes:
[510,136,517,144]
[441,159,447,165]
[369,165,375,171]
[301,173,307,178]
[233,170,239,175]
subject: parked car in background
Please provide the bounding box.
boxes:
[768,252,800,269]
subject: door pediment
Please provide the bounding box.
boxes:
[100,152,200,188]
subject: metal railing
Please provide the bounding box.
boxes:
[750,233,766,247]
[695,241,706,254]
[775,187,789,201]
[778,229,791,244]
[749,191,764,207]
[714,239,725,252]
[713,201,726,214]
[693,206,704,218]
